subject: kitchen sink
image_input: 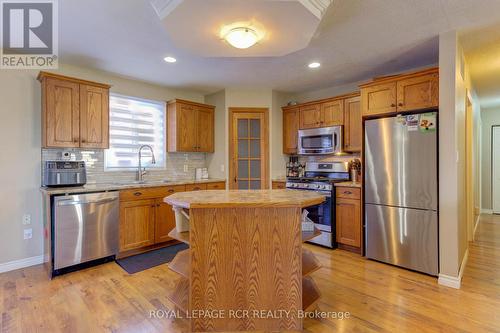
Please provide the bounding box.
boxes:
[112,180,174,185]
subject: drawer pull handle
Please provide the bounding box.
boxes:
[344,191,352,194]
[168,189,175,193]
[134,192,142,196]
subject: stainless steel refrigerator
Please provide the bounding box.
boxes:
[364,112,438,276]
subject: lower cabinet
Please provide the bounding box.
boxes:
[119,182,226,254]
[272,181,286,189]
[335,187,362,253]
[119,199,156,251]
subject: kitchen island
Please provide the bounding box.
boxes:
[164,189,325,332]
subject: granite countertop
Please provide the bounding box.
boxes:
[165,189,325,209]
[40,178,226,195]
[334,181,362,188]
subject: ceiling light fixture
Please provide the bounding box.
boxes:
[223,27,260,49]
[164,56,177,63]
[308,62,321,69]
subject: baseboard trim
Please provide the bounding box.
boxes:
[438,248,469,289]
[481,208,493,214]
[0,255,44,274]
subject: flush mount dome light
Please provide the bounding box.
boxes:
[223,27,260,49]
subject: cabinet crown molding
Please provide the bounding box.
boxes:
[37,71,111,89]
[358,66,438,88]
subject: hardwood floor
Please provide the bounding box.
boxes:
[1,214,499,332]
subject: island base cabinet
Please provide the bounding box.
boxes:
[189,207,303,332]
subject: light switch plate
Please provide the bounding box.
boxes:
[23,228,32,240]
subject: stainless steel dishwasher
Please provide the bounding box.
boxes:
[53,191,119,270]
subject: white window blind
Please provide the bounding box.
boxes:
[105,94,166,170]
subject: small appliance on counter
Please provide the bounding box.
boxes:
[43,161,87,187]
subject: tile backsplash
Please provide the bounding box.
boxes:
[41,148,208,184]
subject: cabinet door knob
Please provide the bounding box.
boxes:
[391,103,396,107]
[398,103,403,107]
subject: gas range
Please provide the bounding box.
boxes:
[285,162,350,249]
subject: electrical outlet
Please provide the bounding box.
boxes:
[23,228,32,240]
[183,164,188,172]
[220,164,225,172]
[22,214,31,225]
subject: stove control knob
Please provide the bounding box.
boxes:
[318,185,325,190]
[303,184,309,188]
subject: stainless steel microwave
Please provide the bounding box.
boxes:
[298,126,343,155]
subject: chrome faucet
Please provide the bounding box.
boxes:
[137,145,156,181]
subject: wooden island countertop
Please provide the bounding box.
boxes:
[164,189,325,332]
[164,189,325,209]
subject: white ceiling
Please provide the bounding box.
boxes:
[158,0,323,57]
[59,0,500,95]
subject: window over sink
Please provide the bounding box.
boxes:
[105,94,166,170]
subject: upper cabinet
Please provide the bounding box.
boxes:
[282,106,299,155]
[167,99,215,153]
[38,72,111,149]
[299,104,321,129]
[321,99,344,127]
[343,96,361,152]
[360,67,439,117]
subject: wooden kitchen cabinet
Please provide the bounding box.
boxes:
[396,72,439,112]
[154,185,185,244]
[206,181,226,190]
[79,84,109,148]
[360,67,439,117]
[167,99,215,153]
[185,183,207,191]
[38,72,111,149]
[299,104,321,129]
[343,96,362,152]
[321,99,344,127]
[272,181,286,189]
[360,82,397,117]
[282,106,299,154]
[119,199,156,251]
[336,187,362,253]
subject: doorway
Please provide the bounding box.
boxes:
[228,108,269,190]
[492,126,500,214]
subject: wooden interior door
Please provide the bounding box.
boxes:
[397,73,439,112]
[299,104,321,129]
[283,108,299,154]
[119,199,156,251]
[44,78,80,147]
[197,106,214,152]
[321,100,344,126]
[177,103,198,152]
[343,96,361,152]
[79,84,109,149]
[229,108,269,190]
[361,82,397,116]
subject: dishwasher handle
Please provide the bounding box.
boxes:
[57,197,117,206]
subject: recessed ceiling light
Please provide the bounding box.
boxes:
[308,62,321,69]
[223,27,260,49]
[164,56,177,63]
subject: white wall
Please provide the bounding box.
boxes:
[480,107,500,211]
[0,64,204,266]
[438,31,480,282]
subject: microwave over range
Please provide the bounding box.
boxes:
[298,126,343,155]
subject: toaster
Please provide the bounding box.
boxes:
[43,161,87,187]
